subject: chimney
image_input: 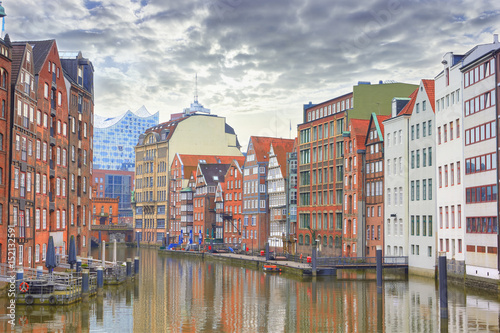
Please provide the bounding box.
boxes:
[494,34,499,44]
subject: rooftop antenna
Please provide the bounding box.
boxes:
[194,73,198,103]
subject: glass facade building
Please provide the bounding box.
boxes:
[93,106,159,171]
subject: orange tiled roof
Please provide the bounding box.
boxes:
[376,115,390,137]
[250,136,295,163]
[178,154,245,167]
[421,79,435,112]
[350,119,370,150]
[398,89,418,116]
[270,140,296,177]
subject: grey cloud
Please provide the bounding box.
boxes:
[4,0,500,149]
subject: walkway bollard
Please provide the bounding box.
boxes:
[376,245,383,293]
[76,258,82,273]
[82,269,89,294]
[439,252,448,319]
[126,258,132,277]
[113,239,117,264]
[134,256,139,275]
[37,266,43,279]
[312,246,317,276]
[102,240,106,266]
[16,269,24,290]
[265,243,270,261]
[97,266,104,288]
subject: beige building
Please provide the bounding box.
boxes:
[133,108,242,244]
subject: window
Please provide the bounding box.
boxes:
[428,179,432,200]
[44,83,49,99]
[466,184,497,203]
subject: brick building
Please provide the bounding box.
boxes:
[215,159,244,245]
[91,196,119,244]
[342,118,369,257]
[193,163,231,244]
[9,39,36,267]
[20,40,70,263]
[60,51,94,257]
[92,169,134,224]
[243,136,295,251]
[0,35,11,264]
[297,94,352,256]
[169,154,244,245]
[364,114,389,256]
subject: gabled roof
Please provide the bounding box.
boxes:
[349,119,370,150]
[141,115,184,142]
[397,89,418,116]
[197,163,231,186]
[269,140,296,177]
[10,44,27,87]
[174,153,245,183]
[365,114,390,146]
[461,39,500,68]
[248,136,295,163]
[421,79,435,112]
[14,40,54,74]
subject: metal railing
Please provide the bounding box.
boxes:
[314,256,408,267]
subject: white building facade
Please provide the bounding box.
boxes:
[461,38,499,280]
[384,97,413,257]
[267,143,287,249]
[435,51,466,275]
[408,80,437,276]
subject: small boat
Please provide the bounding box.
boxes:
[263,265,281,273]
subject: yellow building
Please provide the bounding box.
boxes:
[133,108,242,244]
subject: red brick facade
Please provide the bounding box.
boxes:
[342,118,369,257]
[243,137,295,251]
[365,114,389,256]
[0,37,11,264]
[215,160,243,245]
[62,52,94,257]
[297,94,353,256]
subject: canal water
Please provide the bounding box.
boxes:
[1,247,499,332]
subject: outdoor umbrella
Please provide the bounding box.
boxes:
[45,236,57,274]
[179,230,183,245]
[68,235,77,269]
[189,230,193,244]
[199,231,202,245]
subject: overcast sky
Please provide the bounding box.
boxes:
[4,0,500,150]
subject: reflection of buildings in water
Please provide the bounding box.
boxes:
[407,278,439,332]
[384,281,410,333]
[0,299,89,332]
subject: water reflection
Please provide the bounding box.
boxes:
[0,248,499,332]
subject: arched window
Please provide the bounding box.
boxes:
[329,236,334,248]
[335,236,341,248]
[299,234,303,245]
[323,235,327,246]
[305,234,310,245]
[1,69,7,88]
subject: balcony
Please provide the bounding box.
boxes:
[50,128,56,146]
[222,213,233,221]
[50,101,56,117]
[52,72,57,88]
[50,160,55,178]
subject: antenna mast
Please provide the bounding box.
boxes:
[194,73,198,103]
